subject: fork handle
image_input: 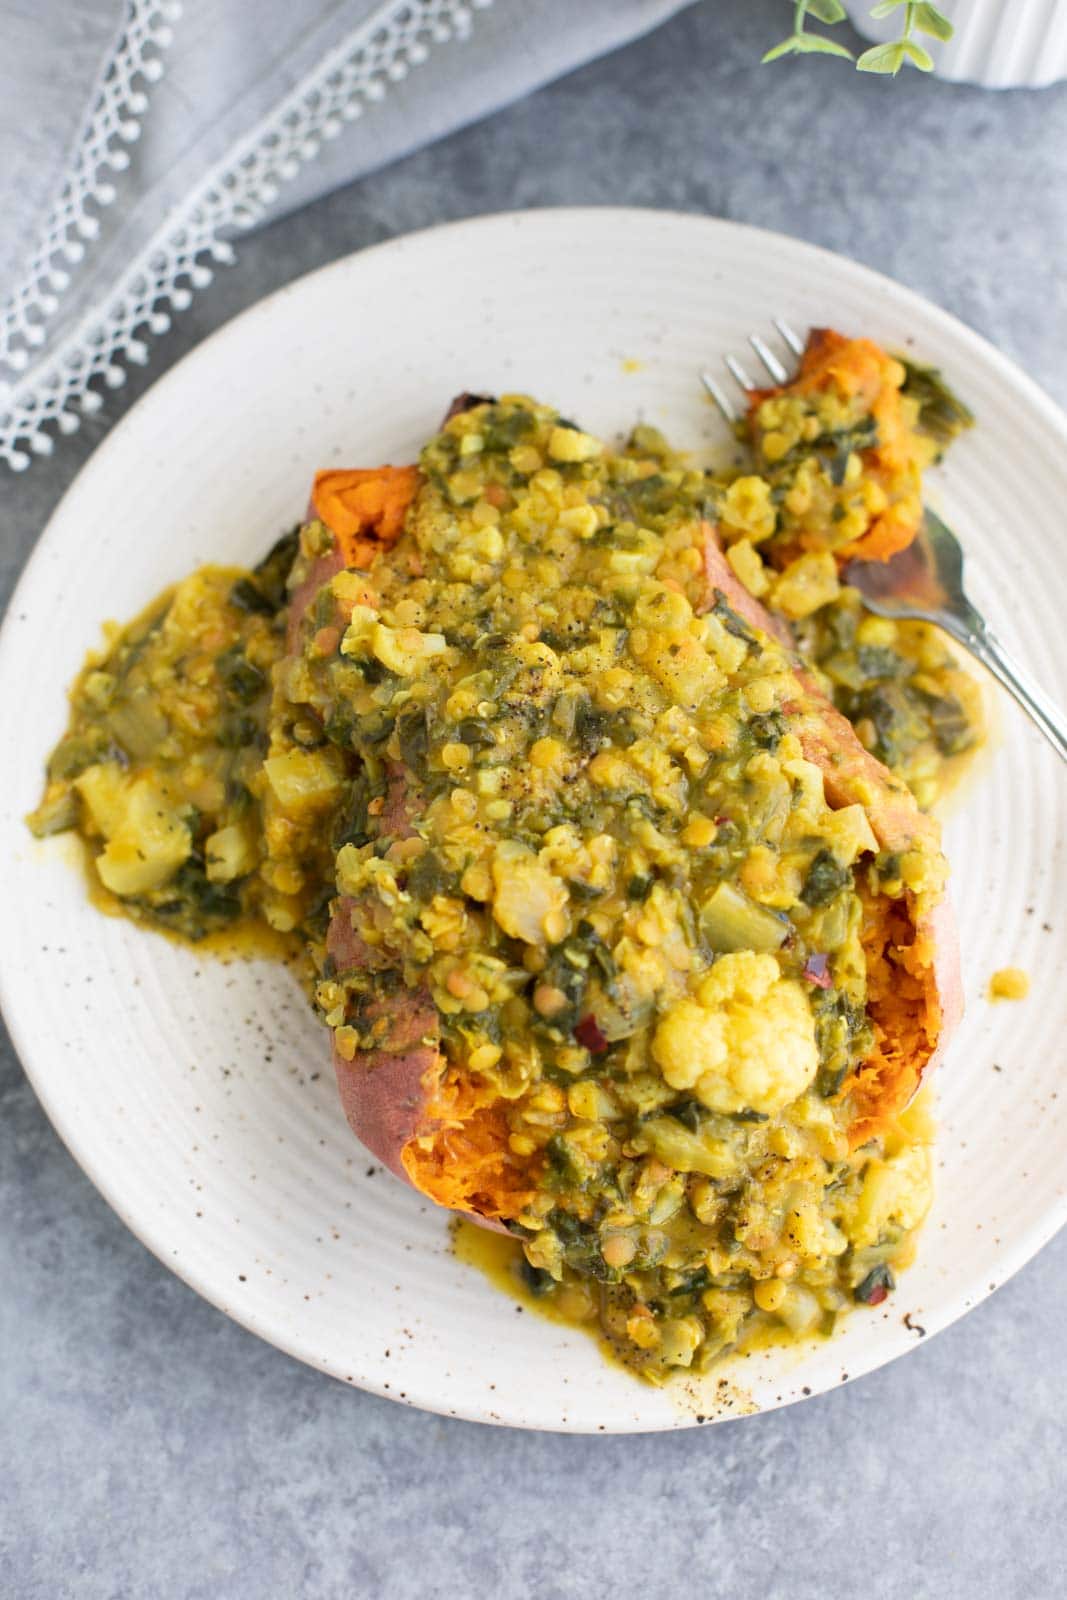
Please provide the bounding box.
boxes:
[943,616,1067,765]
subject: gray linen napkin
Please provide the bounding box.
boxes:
[0,0,690,470]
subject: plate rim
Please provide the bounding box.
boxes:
[3,204,1067,1432]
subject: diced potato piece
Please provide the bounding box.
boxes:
[567,1082,620,1122]
[855,614,898,649]
[204,821,257,883]
[633,585,694,632]
[262,748,345,813]
[776,1285,822,1336]
[557,505,598,540]
[849,1146,932,1249]
[74,762,129,838]
[655,1316,704,1368]
[606,529,661,575]
[629,627,724,711]
[94,776,191,896]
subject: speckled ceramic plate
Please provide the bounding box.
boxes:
[2,209,1065,1432]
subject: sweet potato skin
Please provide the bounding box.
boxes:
[283,471,454,1191]
[333,1010,440,1184]
[286,549,345,654]
[323,897,433,1185]
[924,894,965,1075]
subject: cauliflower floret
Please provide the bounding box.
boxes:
[538,825,616,895]
[652,999,728,1081]
[340,604,448,677]
[651,951,818,1116]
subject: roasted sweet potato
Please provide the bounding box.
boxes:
[285,405,961,1239]
[35,369,972,1380]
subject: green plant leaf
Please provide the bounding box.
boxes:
[762,34,804,62]
[794,32,855,56]
[857,39,907,73]
[868,0,907,16]
[804,0,848,23]
[914,2,954,41]
[902,36,935,69]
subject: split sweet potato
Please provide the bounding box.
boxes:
[289,431,960,1231]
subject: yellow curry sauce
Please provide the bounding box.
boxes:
[31,335,979,1383]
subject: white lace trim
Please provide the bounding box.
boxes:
[0,1,182,380]
[1,0,493,471]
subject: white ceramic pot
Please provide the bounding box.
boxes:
[846,0,1067,87]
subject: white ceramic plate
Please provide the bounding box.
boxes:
[2,209,1065,1433]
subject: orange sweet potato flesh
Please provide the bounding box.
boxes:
[850,890,946,1148]
[402,1076,537,1221]
[311,466,421,568]
[286,466,420,653]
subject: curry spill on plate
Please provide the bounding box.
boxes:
[31,329,983,1384]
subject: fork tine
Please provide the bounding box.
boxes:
[704,320,805,421]
[748,334,789,385]
[774,318,804,357]
[700,371,738,424]
[723,354,756,394]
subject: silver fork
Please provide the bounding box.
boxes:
[702,324,1067,764]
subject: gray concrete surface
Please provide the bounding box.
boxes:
[2,2,1065,1596]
